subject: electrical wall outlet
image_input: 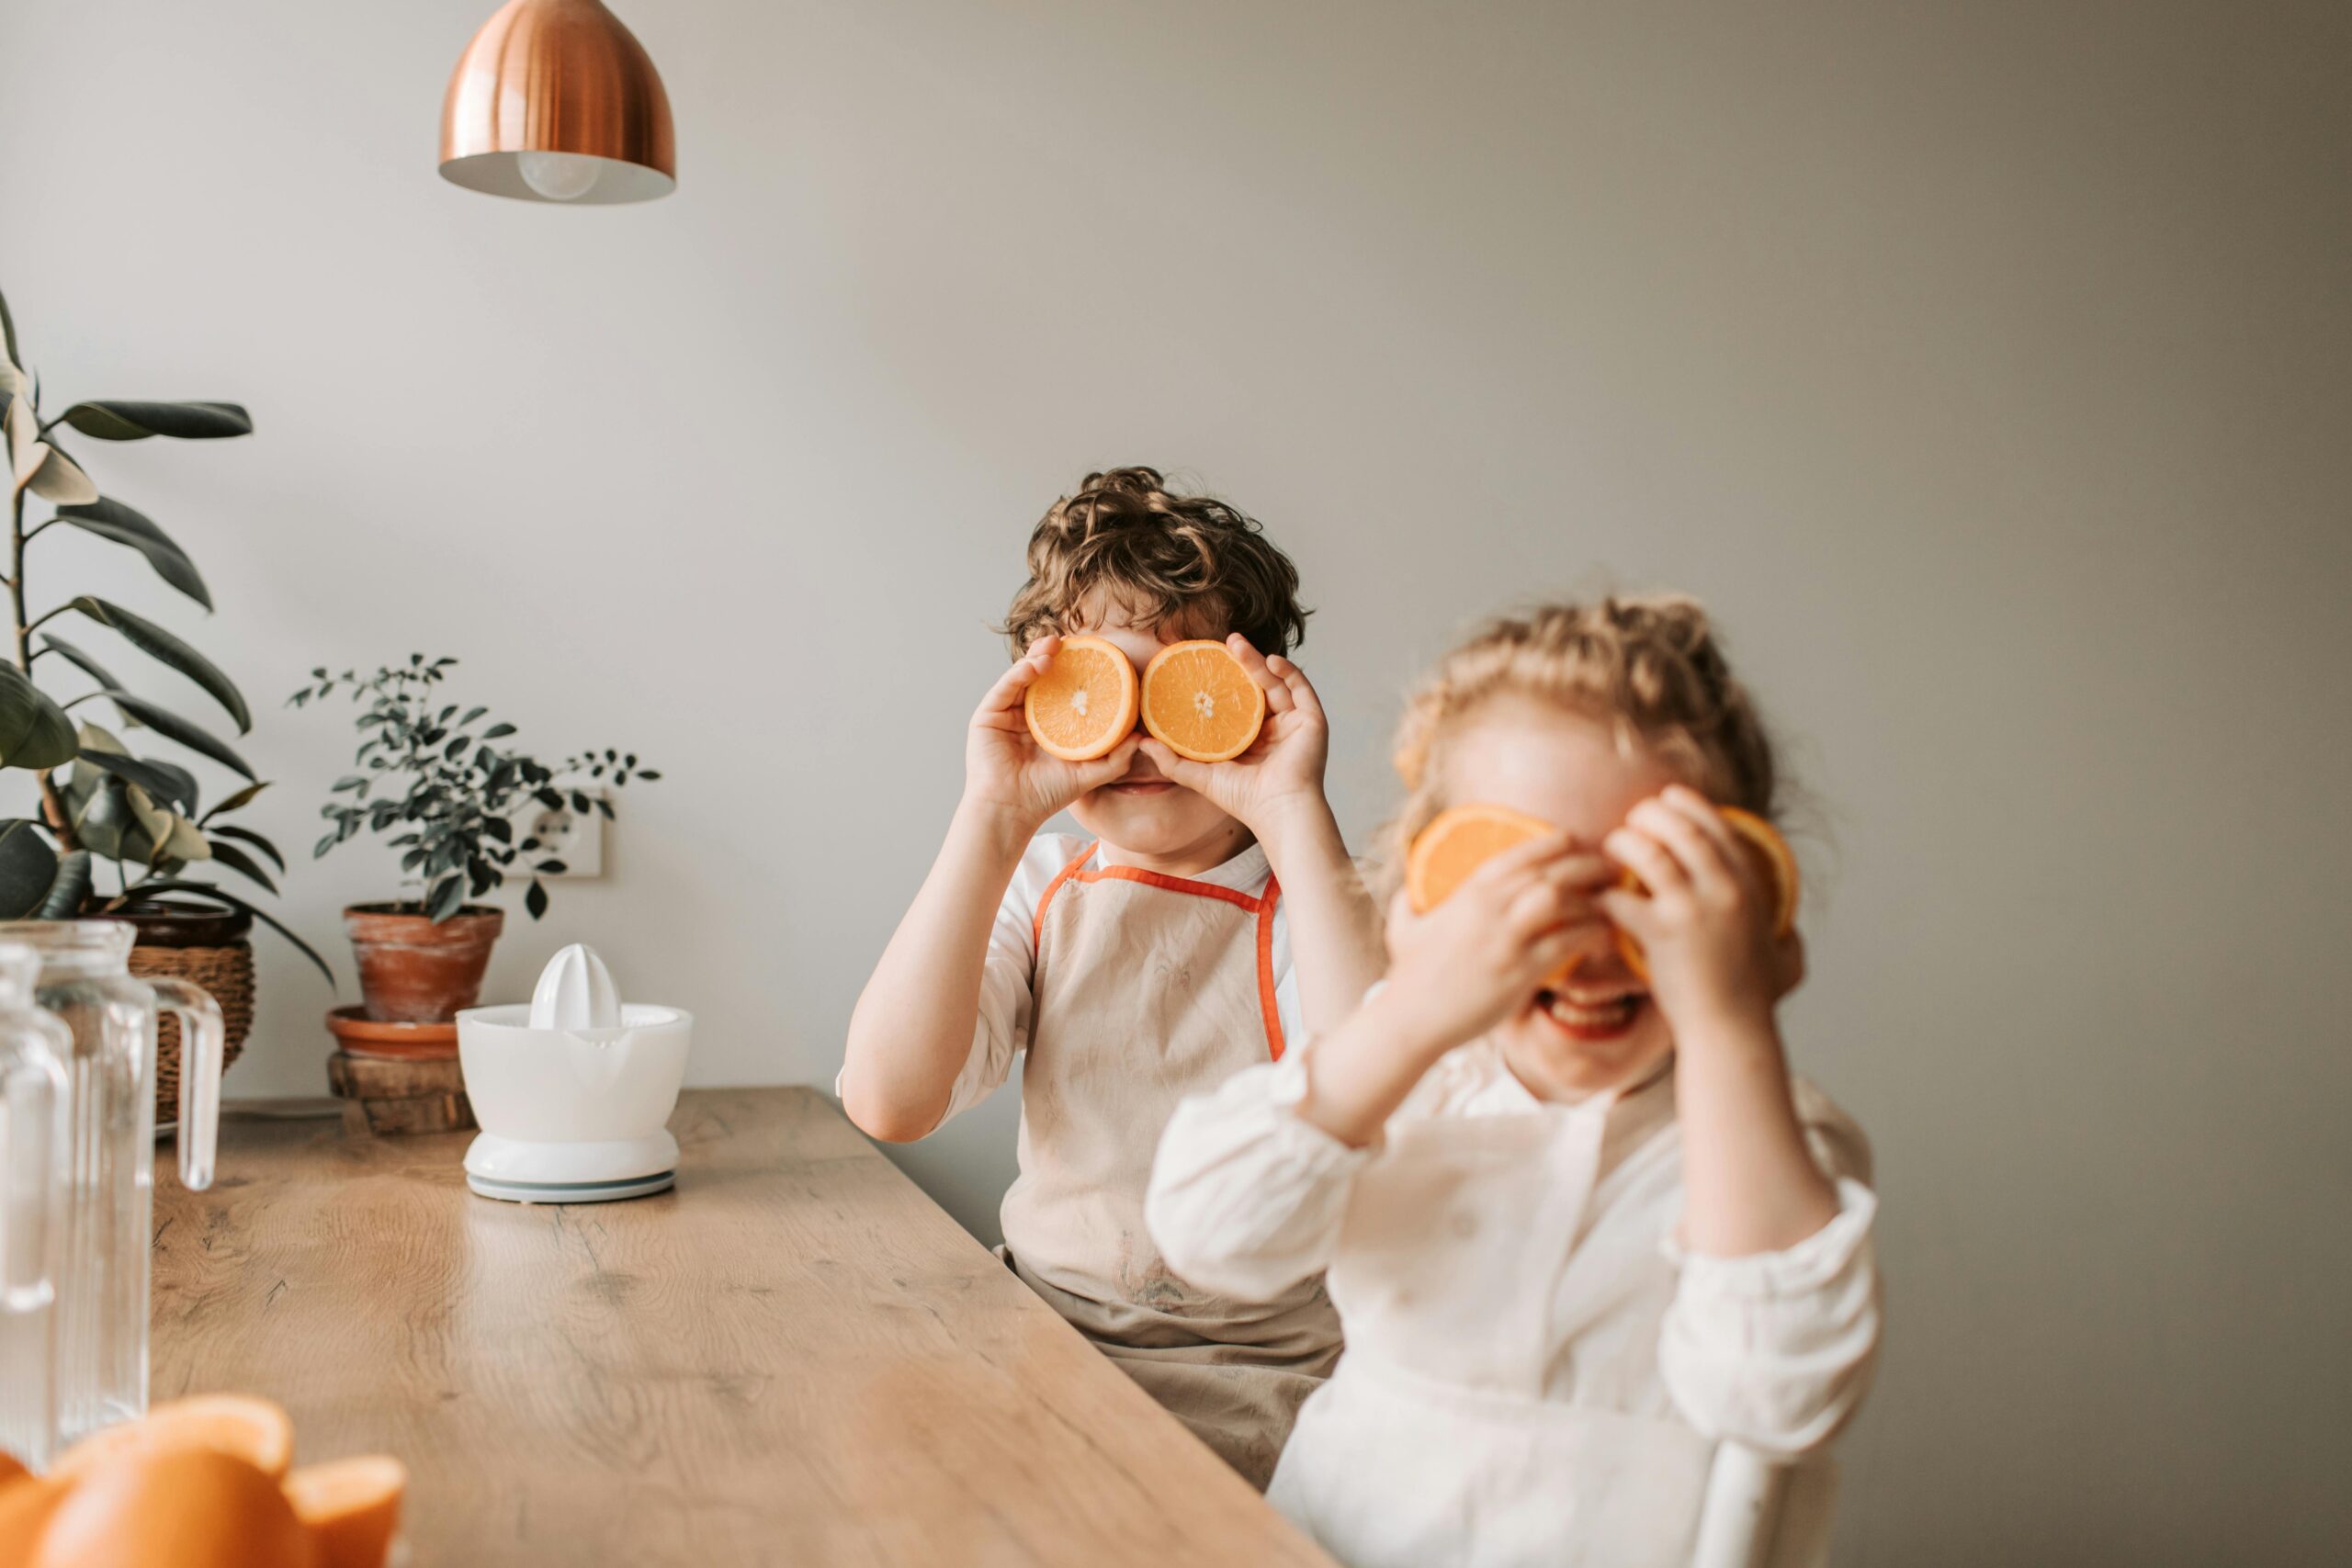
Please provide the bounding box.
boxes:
[517,787,605,879]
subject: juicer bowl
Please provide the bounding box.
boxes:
[456,1003,692,1200]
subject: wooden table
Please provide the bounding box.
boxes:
[153,1088,1334,1567]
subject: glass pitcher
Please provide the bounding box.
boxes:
[0,942,72,1468]
[0,920,222,1443]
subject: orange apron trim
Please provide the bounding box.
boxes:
[1031,840,1286,1060]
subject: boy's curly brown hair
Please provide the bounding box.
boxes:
[1001,468,1310,658]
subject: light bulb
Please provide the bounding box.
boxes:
[517,151,604,202]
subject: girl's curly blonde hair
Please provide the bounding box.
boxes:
[1379,597,1780,890]
[1001,468,1309,657]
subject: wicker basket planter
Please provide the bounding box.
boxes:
[121,905,254,1126]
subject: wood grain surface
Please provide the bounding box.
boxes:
[152,1088,1335,1567]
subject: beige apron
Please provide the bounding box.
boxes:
[1001,840,1343,1489]
[1266,1087,1716,1568]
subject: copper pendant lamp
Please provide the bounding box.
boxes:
[439,0,675,204]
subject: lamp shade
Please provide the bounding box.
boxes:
[439,0,675,204]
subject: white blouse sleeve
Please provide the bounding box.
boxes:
[1146,1048,1372,1302]
[1656,1087,1883,1459]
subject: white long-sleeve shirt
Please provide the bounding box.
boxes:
[1146,1038,1881,1568]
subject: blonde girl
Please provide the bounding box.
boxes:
[1145,597,1881,1568]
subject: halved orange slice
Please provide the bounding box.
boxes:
[1405,803,1556,914]
[286,1455,407,1568]
[1023,636,1140,761]
[1140,640,1265,762]
[1614,807,1799,979]
[51,1393,297,1483]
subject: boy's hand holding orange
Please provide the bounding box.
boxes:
[1131,636,1333,841]
[969,635,1144,830]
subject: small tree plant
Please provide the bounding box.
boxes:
[291,657,658,920]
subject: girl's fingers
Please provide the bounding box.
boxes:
[1604,825,1687,900]
[1658,786,1755,891]
[1596,886,1657,940]
[1627,798,1733,896]
[1520,924,1589,985]
[1464,830,1580,895]
[1226,634,1293,715]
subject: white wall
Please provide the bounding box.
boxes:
[5,2,2347,1561]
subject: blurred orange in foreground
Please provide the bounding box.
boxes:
[52,1393,295,1483]
[29,1448,315,1568]
[285,1456,408,1568]
[1,1396,405,1568]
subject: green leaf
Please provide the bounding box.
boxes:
[198,780,268,824]
[124,879,334,985]
[68,598,249,731]
[40,635,125,694]
[0,664,79,771]
[203,839,277,895]
[525,878,548,919]
[206,822,284,872]
[104,693,254,780]
[73,748,199,815]
[68,774,160,866]
[39,850,92,918]
[0,288,18,367]
[56,401,253,442]
[51,499,211,610]
[425,875,465,922]
[0,819,61,919]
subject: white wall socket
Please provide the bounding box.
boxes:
[518,786,605,879]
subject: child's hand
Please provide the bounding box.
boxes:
[1379,835,1615,1055]
[965,637,1143,830]
[1137,637,1333,840]
[1600,785,1781,1035]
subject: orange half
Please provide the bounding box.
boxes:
[31,1448,314,1568]
[286,1455,407,1568]
[1615,807,1800,979]
[1023,636,1140,761]
[1140,640,1265,762]
[1405,803,1557,915]
[51,1393,297,1483]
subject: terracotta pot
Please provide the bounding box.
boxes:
[325,1004,458,1062]
[344,902,504,1023]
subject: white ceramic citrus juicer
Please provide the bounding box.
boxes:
[457,944,692,1203]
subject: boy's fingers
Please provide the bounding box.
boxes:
[1225,635,1293,715]
[1073,734,1145,789]
[1266,655,1325,722]
[1136,736,1211,792]
[976,658,1046,719]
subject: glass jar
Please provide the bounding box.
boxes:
[0,942,72,1468]
[0,920,222,1442]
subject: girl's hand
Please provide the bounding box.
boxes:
[964,637,1143,831]
[1379,836,1616,1056]
[1600,785,1781,1036]
[1137,637,1334,841]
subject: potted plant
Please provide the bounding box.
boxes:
[292,656,657,1025]
[0,287,329,1110]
